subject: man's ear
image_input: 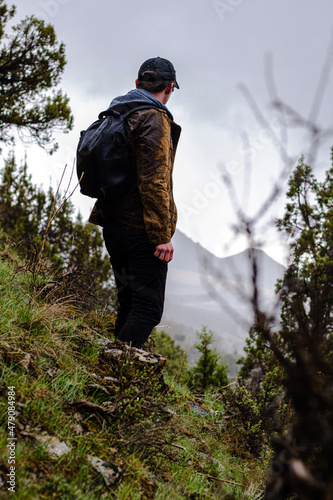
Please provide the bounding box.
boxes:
[135,78,139,88]
[165,84,173,95]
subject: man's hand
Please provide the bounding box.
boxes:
[154,241,174,262]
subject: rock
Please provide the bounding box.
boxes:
[87,455,122,487]
[104,348,123,357]
[20,353,31,370]
[92,337,114,347]
[103,340,166,370]
[188,402,209,416]
[73,423,84,435]
[209,409,224,418]
[199,452,225,471]
[163,407,176,417]
[34,434,71,458]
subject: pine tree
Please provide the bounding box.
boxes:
[0,154,115,307]
[0,0,73,153]
[236,151,333,497]
[187,327,228,391]
[69,213,114,301]
[151,329,188,377]
[0,154,46,240]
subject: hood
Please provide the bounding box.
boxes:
[107,89,174,121]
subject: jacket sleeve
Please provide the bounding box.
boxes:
[133,109,174,245]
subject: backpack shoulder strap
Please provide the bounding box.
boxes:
[98,102,161,120]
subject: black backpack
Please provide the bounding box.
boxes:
[76,103,156,199]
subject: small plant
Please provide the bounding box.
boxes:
[222,365,290,458]
[150,328,189,380]
[186,327,229,392]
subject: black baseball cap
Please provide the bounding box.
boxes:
[138,57,180,88]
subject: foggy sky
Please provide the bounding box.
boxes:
[5,0,333,263]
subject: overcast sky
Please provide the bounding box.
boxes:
[5,0,333,264]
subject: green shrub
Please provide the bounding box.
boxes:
[186,327,229,392]
[150,329,188,379]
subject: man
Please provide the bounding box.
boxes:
[89,57,181,348]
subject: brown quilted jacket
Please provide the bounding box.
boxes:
[89,107,181,245]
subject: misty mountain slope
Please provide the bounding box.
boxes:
[161,230,285,355]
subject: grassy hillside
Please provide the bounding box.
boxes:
[0,239,267,499]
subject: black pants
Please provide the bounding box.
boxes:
[103,219,168,348]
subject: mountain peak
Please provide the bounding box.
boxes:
[162,229,285,355]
